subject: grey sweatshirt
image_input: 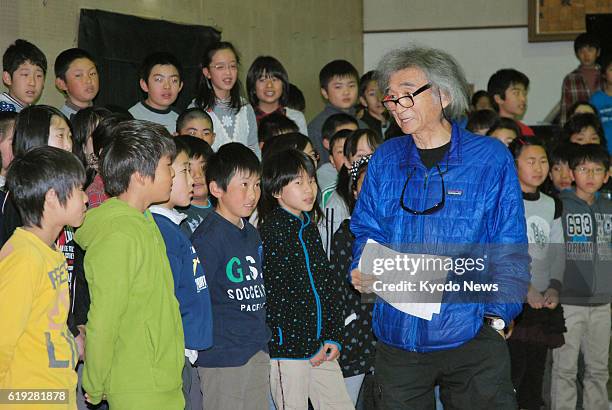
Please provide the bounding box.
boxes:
[523,191,565,292]
[560,190,612,305]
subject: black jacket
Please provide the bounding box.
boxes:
[260,206,344,359]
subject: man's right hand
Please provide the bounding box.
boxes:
[350,268,376,293]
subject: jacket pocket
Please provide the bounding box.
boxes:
[144,320,181,390]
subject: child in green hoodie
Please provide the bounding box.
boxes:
[74,120,184,410]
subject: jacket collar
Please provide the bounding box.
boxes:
[275,206,311,228]
[402,121,463,169]
[149,205,187,225]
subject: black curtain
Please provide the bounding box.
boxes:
[78,9,220,112]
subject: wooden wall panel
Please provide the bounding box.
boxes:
[0,0,363,120]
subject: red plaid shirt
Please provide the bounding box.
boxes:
[560,65,601,125]
[85,174,109,209]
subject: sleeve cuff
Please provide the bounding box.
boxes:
[324,340,342,352]
[548,279,562,292]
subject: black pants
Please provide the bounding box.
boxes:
[375,325,516,410]
[507,340,547,410]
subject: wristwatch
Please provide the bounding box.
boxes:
[484,316,506,331]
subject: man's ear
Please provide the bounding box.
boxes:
[493,94,504,106]
[321,87,329,100]
[139,79,149,93]
[359,95,368,108]
[178,81,184,93]
[55,77,68,92]
[208,180,224,200]
[131,171,148,188]
[44,188,61,211]
[322,138,330,151]
[2,71,12,87]
[439,90,451,110]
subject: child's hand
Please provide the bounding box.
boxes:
[309,347,327,367]
[543,288,559,310]
[350,269,375,293]
[75,332,85,361]
[84,392,106,404]
[527,286,545,309]
[323,343,340,361]
[76,325,87,361]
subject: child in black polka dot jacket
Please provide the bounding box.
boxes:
[258,149,353,408]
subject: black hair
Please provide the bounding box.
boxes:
[470,90,493,110]
[508,135,547,160]
[2,39,47,76]
[319,59,359,90]
[102,104,133,117]
[574,33,601,55]
[466,109,499,134]
[486,117,522,140]
[569,143,610,170]
[0,112,17,171]
[259,148,321,223]
[175,135,214,162]
[568,100,598,117]
[140,51,183,82]
[343,128,382,161]
[100,120,176,197]
[562,113,605,145]
[548,142,573,166]
[328,129,352,154]
[91,112,133,157]
[334,129,382,214]
[173,136,191,158]
[359,70,377,98]
[246,56,290,108]
[257,113,298,144]
[71,106,112,185]
[195,41,243,111]
[321,113,358,141]
[176,107,213,133]
[54,48,96,80]
[286,83,306,112]
[601,54,612,75]
[262,132,312,162]
[205,142,260,205]
[348,155,371,213]
[0,111,18,142]
[486,69,530,112]
[12,105,71,158]
[6,146,85,228]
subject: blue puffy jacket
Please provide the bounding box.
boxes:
[350,122,530,352]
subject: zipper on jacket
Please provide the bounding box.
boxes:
[298,215,323,339]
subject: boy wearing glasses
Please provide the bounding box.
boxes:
[551,144,612,410]
[129,52,183,133]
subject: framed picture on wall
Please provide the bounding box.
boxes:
[528,0,612,42]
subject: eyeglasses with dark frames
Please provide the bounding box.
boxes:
[399,163,446,215]
[382,83,432,110]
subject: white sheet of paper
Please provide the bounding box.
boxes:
[359,239,447,321]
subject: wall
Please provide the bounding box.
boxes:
[0,0,363,120]
[363,1,577,125]
[364,0,527,31]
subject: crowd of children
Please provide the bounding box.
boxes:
[0,31,610,410]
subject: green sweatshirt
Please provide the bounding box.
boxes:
[75,198,184,409]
